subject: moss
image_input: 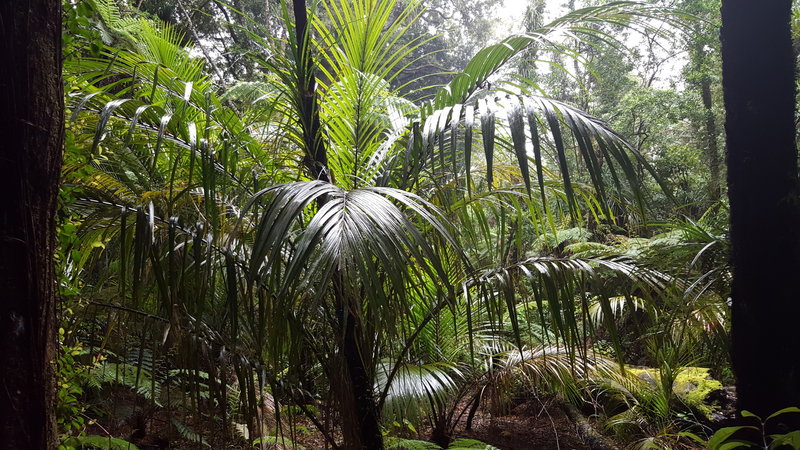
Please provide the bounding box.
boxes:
[624,366,722,419]
[673,367,723,418]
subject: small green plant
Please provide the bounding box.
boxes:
[385,437,500,450]
[56,339,139,450]
[57,340,89,439]
[683,407,800,449]
[56,327,104,450]
[386,418,419,437]
[252,435,305,449]
[61,435,139,450]
[171,418,211,447]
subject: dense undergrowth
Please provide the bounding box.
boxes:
[57,0,741,448]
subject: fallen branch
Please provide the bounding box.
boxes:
[561,401,618,450]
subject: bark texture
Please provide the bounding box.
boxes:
[721,0,800,417]
[0,0,63,447]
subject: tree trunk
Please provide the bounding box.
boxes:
[721,0,800,417]
[340,301,384,449]
[293,0,329,184]
[699,78,721,204]
[692,40,722,205]
[292,1,382,447]
[0,0,63,447]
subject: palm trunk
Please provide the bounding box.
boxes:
[722,0,800,417]
[0,0,63,447]
[292,1,383,447]
[340,297,383,449]
[293,0,329,184]
[327,277,383,449]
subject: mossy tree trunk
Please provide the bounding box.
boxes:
[721,0,800,417]
[0,0,63,447]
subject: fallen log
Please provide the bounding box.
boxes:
[560,401,618,450]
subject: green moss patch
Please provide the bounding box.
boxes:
[625,366,723,418]
[673,367,723,417]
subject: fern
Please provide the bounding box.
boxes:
[385,437,442,450]
[564,241,616,258]
[171,418,211,448]
[384,438,500,450]
[447,439,501,450]
[252,435,306,449]
[91,362,161,404]
[62,435,139,450]
[86,0,144,45]
[534,227,592,251]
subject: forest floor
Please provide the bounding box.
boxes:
[89,390,594,449]
[292,396,591,449]
[447,397,590,450]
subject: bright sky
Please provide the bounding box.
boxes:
[495,0,688,90]
[497,0,567,34]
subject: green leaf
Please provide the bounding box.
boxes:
[767,407,800,422]
[718,442,754,450]
[678,431,707,445]
[707,426,760,450]
[770,431,800,449]
[479,98,496,188]
[507,100,531,195]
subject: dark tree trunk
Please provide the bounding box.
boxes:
[340,300,384,449]
[291,1,383,447]
[722,0,800,417]
[293,0,329,184]
[0,0,63,447]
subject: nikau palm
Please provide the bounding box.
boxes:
[63,0,687,448]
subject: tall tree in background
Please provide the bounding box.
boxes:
[684,0,722,205]
[0,0,63,447]
[391,0,499,99]
[517,0,546,80]
[136,0,276,79]
[722,0,800,416]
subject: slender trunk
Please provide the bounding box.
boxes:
[292,1,382,447]
[698,77,721,204]
[0,0,63,447]
[340,295,383,449]
[330,276,383,449]
[722,0,800,417]
[293,0,329,184]
[691,39,722,204]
